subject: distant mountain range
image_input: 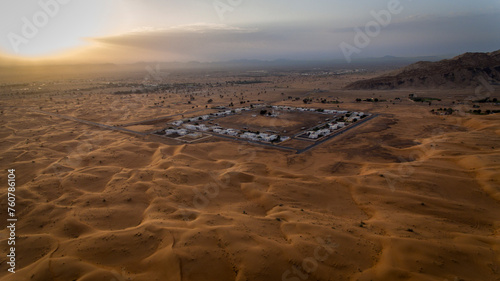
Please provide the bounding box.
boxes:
[345,50,500,90]
[127,55,455,71]
[0,54,454,71]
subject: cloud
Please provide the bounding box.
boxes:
[1,0,499,63]
[329,12,499,33]
[89,23,264,61]
[128,23,257,34]
[328,12,500,57]
[8,10,496,64]
[88,22,337,61]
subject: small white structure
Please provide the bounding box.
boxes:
[317,129,331,136]
[172,120,183,126]
[225,129,239,136]
[241,132,259,141]
[197,124,209,131]
[258,133,278,142]
[165,129,177,135]
[308,132,320,139]
[347,116,360,122]
[184,124,197,130]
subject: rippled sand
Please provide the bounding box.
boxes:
[0,73,499,281]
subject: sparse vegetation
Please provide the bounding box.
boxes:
[474,97,498,103]
[410,95,441,102]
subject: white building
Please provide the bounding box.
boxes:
[329,124,339,130]
[258,133,278,142]
[347,116,360,122]
[280,136,290,142]
[308,132,320,139]
[184,124,197,130]
[165,129,177,135]
[241,132,259,141]
[172,120,183,126]
[225,129,239,136]
[197,124,209,131]
[317,129,331,136]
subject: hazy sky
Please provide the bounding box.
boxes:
[1,0,499,63]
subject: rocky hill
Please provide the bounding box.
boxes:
[345,50,500,90]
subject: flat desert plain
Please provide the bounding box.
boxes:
[0,68,499,281]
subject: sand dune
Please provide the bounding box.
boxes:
[0,73,499,281]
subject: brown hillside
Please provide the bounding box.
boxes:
[345,49,500,90]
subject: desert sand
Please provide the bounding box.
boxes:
[0,68,499,281]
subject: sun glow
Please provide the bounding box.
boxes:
[0,0,118,59]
